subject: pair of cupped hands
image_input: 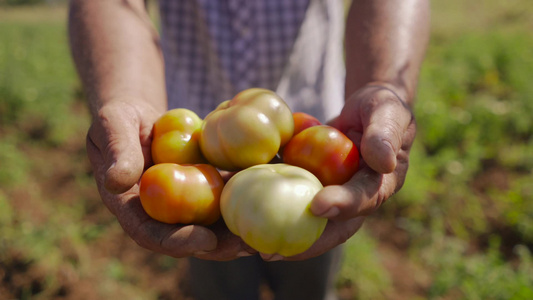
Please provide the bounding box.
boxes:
[86,85,416,261]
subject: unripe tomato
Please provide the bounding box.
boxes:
[151,108,205,164]
[283,125,360,186]
[200,88,294,171]
[292,112,321,135]
[139,163,223,225]
[220,164,327,257]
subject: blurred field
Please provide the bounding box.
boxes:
[1,1,533,299]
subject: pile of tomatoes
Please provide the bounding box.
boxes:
[139,88,359,256]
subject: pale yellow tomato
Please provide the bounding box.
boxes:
[220,164,327,257]
[199,88,294,171]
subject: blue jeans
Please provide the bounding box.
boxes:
[188,247,342,300]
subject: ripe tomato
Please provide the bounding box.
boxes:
[282,125,360,186]
[139,163,223,225]
[151,108,205,165]
[220,164,326,257]
[199,88,294,171]
[292,112,321,135]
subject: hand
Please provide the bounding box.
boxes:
[279,84,416,261]
[86,100,255,261]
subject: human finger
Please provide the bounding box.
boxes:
[268,217,366,261]
[87,104,151,194]
[358,88,414,174]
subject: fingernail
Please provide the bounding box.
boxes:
[319,206,340,218]
[381,139,392,149]
[193,250,212,256]
[105,162,116,178]
[237,251,254,257]
[381,140,397,172]
[106,162,116,172]
[260,253,284,261]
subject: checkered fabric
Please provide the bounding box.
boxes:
[159,0,345,122]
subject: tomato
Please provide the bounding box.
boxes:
[292,112,321,135]
[220,164,327,257]
[199,88,294,171]
[282,125,360,186]
[139,163,223,225]
[151,108,205,165]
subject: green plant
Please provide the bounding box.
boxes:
[421,235,533,300]
[337,228,392,299]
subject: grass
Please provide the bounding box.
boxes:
[1,1,533,299]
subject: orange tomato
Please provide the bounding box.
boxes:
[151,108,205,165]
[292,112,321,136]
[139,163,223,225]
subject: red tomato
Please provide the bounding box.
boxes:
[292,112,321,135]
[282,125,360,186]
[139,163,223,225]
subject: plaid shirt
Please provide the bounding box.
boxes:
[159,0,345,122]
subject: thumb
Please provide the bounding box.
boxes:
[310,166,384,220]
[359,89,413,174]
[87,106,146,194]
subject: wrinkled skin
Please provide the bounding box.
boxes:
[85,84,416,262]
[285,85,417,261]
[86,101,256,261]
